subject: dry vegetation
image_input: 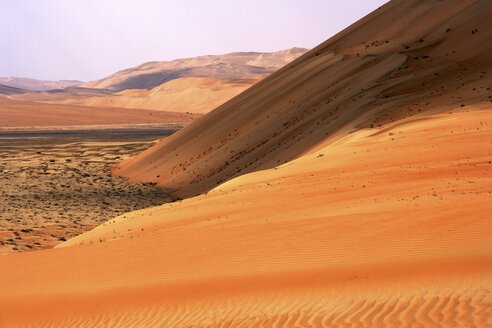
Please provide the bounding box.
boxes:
[0,139,173,253]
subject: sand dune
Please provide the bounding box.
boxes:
[80,48,307,91]
[115,0,492,198]
[1,0,492,326]
[0,97,199,128]
[1,108,491,326]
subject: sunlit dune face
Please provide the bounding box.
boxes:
[1,0,492,326]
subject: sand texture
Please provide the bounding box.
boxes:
[1,0,491,326]
[1,108,491,326]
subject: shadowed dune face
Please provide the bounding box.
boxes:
[106,70,181,91]
[114,0,492,197]
[1,109,491,326]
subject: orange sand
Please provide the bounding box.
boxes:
[0,97,199,128]
[0,109,490,326]
[1,0,491,326]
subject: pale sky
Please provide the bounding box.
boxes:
[0,0,388,81]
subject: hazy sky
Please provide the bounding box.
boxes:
[0,0,388,81]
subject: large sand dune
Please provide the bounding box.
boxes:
[1,108,490,326]
[1,0,491,326]
[115,0,492,198]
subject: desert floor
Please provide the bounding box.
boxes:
[1,0,491,325]
[0,108,490,327]
[0,127,179,253]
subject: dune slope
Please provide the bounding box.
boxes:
[0,108,491,326]
[115,0,492,197]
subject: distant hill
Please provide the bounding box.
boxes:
[17,48,308,114]
[80,48,308,91]
[2,48,308,126]
[0,77,82,92]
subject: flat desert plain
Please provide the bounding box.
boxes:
[0,127,180,253]
[0,97,199,128]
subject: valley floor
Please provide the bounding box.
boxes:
[0,127,178,253]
